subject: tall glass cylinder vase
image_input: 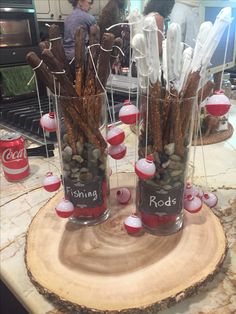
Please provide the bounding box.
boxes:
[136,95,197,235]
[57,93,110,226]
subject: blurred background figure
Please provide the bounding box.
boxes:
[63,0,96,67]
[98,0,128,39]
[143,0,175,56]
[170,0,200,48]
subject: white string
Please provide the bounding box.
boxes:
[50,70,66,75]
[219,22,231,89]
[52,76,66,189]
[34,74,51,165]
[69,57,75,65]
[49,36,62,41]
[105,20,143,32]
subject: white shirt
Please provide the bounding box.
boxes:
[175,0,200,7]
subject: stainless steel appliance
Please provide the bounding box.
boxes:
[0,1,54,143]
[0,1,40,65]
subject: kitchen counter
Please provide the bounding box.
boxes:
[0,102,236,314]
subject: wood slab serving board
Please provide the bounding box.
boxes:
[25,172,227,314]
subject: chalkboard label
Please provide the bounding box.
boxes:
[138,181,184,215]
[64,177,104,208]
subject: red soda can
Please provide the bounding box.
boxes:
[0,132,30,181]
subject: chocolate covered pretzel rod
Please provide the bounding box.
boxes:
[74,26,86,96]
[48,24,73,82]
[181,71,201,134]
[198,80,215,104]
[96,33,115,93]
[84,24,101,97]
[26,52,55,93]
[41,49,77,97]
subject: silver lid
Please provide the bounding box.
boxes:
[0,132,21,141]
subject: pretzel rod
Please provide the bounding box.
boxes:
[84,25,101,96]
[41,49,77,97]
[48,24,73,82]
[66,102,107,152]
[172,94,185,157]
[74,26,86,96]
[96,33,115,93]
[153,98,163,152]
[38,41,50,52]
[181,71,201,134]
[198,80,215,104]
[60,104,77,154]
[26,52,55,93]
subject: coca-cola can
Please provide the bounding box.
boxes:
[0,132,30,181]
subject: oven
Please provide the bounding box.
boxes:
[0,3,40,65]
[0,1,55,143]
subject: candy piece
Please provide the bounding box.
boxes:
[205,90,231,116]
[55,199,74,218]
[135,155,156,180]
[124,214,142,234]
[107,126,125,145]
[108,144,126,160]
[184,194,202,213]
[40,112,57,132]
[116,187,131,204]
[43,171,61,192]
[119,100,140,124]
[202,192,218,208]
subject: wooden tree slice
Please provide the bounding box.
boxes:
[193,123,234,145]
[25,173,227,314]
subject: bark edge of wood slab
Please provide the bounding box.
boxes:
[25,172,227,314]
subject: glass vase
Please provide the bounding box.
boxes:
[57,93,110,226]
[136,95,196,235]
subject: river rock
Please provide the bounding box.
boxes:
[76,141,84,155]
[164,143,175,156]
[72,155,84,163]
[92,148,101,160]
[170,169,182,177]
[170,154,182,162]
[169,160,183,170]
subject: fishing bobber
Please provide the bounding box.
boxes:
[43,171,61,192]
[119,100,140,124]
[184,194,203,213]
[108,144,127,160]
[184,182,195,198]
[116,187,131,204]
[124,214,143,234]
[55,199,74,218]
[205,90,231,116]
[107,126,125,146]
[135,155,156,180]
[40,112,57,132]
[202,192,218,208]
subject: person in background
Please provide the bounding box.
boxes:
[98,0,128,39]
[143,0,175,56]
[63,0,96,78]
[170,0,200,48]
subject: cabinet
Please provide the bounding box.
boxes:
[35,0,108,22]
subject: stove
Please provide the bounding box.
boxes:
[0,95,57,144]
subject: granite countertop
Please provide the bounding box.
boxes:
[0,102,236,314]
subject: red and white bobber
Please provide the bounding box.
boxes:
[108,144,127,160]
[184,182,195,198]
[107,126,125,146]
[184,194,203,213]
[202,192,218,208]
[116,187,131,204]
[55,199,74,218]
[43,171,61,192]
[40,112,57,132]
[135,155,156,180]
[124,214,142,234]
[205,90,231,116]
[119,100,140,124]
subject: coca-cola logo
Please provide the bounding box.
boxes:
[2,148,27,163]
